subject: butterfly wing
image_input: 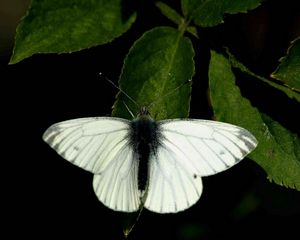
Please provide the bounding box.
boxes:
[93,146,141,212]
[43,117,141,212]
[43,117,131,173]
[144,119,257,213]
[159,119,257,176]
[144,146,203,213]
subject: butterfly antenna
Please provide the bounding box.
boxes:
[123,100,135,119]
[99,73,139,108]
[147,79,192,109]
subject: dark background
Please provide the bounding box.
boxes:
[1,0,300,239]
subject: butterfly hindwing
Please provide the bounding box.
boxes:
[93,146,141,212]
[145,145,203,213]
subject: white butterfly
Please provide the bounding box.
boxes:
[43,106,257,213]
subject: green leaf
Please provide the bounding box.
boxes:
[209,50,300,190]
[112,26,195,120]
[182,0,261,27]
[10,0,136,64]
[156,2,199,38]
[186,26,199,39]
[271,37,300,91]
[227,49,300,102]
[181,0,198,18]
[156,2,184,26]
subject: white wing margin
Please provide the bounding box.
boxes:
[42,117,130,173]
[158,119,258,177]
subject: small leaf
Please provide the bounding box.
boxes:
[186,26,199,38]
[10,0,136,64]
[156,2,198,38]
[227,49,300,102]
[112,26,195,120]
[271,37,300,91]
[209,50,300,190]
[156,2,184,26]
[182,0,261,27]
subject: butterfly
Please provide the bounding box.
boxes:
[43,106,257,213]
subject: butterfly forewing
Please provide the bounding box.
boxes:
[158,119,258,177]
[43,117,131,174]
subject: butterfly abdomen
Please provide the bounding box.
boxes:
[130,114,161,191]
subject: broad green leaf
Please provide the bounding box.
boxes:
[182,0,261,27]
[112,26,195,120]
[209,50,300,190]
[271,37,300,91]
[227,49,300,102]
[156,2,184,26]
[10,0,136,64]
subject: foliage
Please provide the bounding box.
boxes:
[10,0,300,191]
